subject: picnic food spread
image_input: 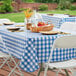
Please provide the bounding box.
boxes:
[30,22,54,33]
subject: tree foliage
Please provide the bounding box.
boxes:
[0,0,76,3]
[0,0,13,12]
[58,0,72,10]
[22,0,35,3]
[21,0,76,3]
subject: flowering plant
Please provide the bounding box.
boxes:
[24,8,34,30]
[24,8,33,19]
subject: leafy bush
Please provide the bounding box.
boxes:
[0,5,6,13]
[38,4,48,11]
[0,0,13,13]
[70,5,76,10]
[65,1,71,9]
[58,0,71,10]
[1,4,13,12]
[58,0,66,10]
[0,1,3,3]
[22,0,35,3]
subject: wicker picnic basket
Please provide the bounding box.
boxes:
[30,24,54,33]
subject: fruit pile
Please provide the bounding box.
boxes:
[38,22,48,26]
[30,21,54,32]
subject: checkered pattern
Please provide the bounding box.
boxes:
[52,48,76,62]
[0,30,25,59]
[0,20,76,72]
[20,32,76,72]
[0,29,76,72]
[41,15,76,28]
[59,17,76,27]
[41,14,62,28]
[20,38,39,72]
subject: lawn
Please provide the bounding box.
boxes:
[40,10,76,15]
[0,10,76,22]
[0,12,25,22]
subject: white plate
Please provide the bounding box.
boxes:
[40,31,58,35]
[7,27,20,30]
[3,22,15,25]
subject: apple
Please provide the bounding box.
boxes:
[38,22,47,26]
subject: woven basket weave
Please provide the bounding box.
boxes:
[30,24,54,33]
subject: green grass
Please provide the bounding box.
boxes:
[0,10,76,22]
[40,10,76,15]
[0,12,25,22]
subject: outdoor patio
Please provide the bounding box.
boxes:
[0,64,64,76]
[0,0,76,76]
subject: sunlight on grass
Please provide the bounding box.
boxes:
[0,12,25,22]
[0,10,76,22]
[40,10,76,15]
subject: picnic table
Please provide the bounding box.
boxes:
[41,14,76,28]
[0,23,76,73]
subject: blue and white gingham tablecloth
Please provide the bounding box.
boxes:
[0,16,76,72]
[41,14,76,28]
[20,30,76,72]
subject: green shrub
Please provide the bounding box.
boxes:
[0,1,3,3]
[70,5,76,10]
[65,1,71,9]
[0,0,13,13]
[0,5,6,13]
[58,0,71,10]
[38,4,48,11]
[22,0,35,3]
[1,4,13,12]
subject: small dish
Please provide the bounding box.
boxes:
[59,32,70,34]
[7,27,20,31]
[16,25,24,27]
[3,22,15,25]
[39,31,58,35]
[0,24,2,26]
[9,30,24,32]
